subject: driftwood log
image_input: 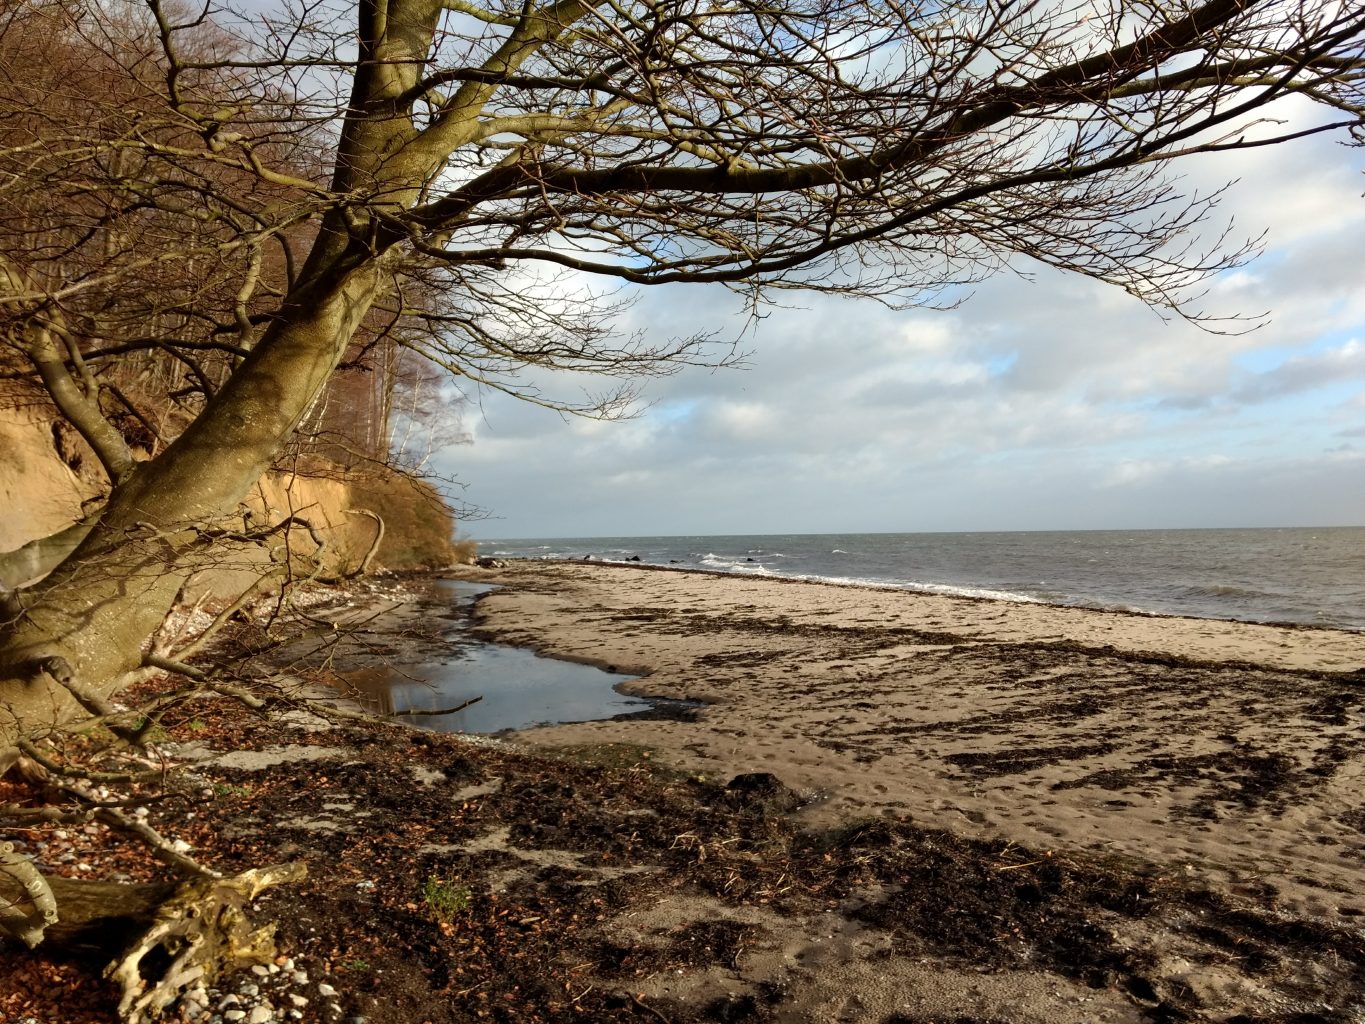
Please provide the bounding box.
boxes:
[2,859,305,1023]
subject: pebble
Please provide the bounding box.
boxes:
[187,954,328,1024]
[317,983,338,998]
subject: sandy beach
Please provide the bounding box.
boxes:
[7,563,1365,1024]
[467,561,1365,922]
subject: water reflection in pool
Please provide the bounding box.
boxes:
[337,580,693,733]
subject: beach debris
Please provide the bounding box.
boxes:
[722,772,803,813]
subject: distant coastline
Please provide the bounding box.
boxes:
[478,526,1365,631]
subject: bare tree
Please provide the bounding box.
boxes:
[0,0,1362,1004]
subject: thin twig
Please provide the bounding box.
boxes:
[392,695,482,717]
[629,993,672,1024]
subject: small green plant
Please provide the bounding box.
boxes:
[340,958,372,973]
[211,782,251,798]
[421,877,471,922]
[185,719,208,733]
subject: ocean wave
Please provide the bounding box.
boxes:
[774,571,1043,604]
[830,549,849,555]
[895,580,1045,604]
[699,553,779,575]
[1183,583,1274,600]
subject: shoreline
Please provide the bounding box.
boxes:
[467,558,1365,672]
[457,559,1365,922]
[497,555,1365,636]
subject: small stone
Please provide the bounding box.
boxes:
[247,1006,273,1024]
[268,963,281,974]
[291,971,308,985]
[250,964,270,976]
[218,995,241,1010]
[286,1012,303,1021]
[288,995,308,1008]
[224,1011,246,1022]
[327,1006,343,1018]
[237,983,259,997]
[317,983,338,998]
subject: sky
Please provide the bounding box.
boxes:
[429,114,1365,541]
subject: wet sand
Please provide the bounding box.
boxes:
[462,560,1365,922]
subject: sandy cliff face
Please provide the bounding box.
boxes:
[0,406,457,580]
[0,407,104,554]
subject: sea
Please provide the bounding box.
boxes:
[481,527,1365,631]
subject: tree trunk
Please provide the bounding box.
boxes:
[27,877,178,951]
[0,250,383,751]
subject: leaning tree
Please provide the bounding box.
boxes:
[0,0,1362,1011]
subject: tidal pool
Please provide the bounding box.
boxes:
[338,580,694,733]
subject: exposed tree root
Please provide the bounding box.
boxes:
[104,862,307,1024]
[4,839,306,1021]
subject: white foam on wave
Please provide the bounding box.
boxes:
[700,553,779,575]
[901,580,1044,604]
[785,571,1045,604]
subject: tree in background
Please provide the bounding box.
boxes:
[0,0,1361,1009]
